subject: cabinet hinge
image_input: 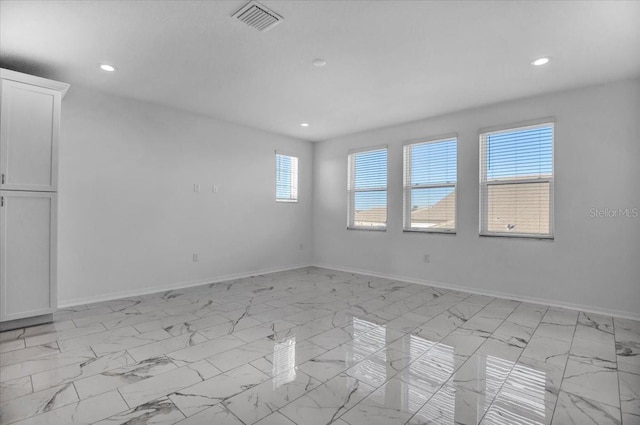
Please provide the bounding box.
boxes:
[1,196,3,207]
[1,174,4,184]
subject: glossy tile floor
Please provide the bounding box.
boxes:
[0,267,638,425]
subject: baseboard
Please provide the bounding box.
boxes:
[313,262,640,321]
[59,261,638,321]
[0,314,53,332]
[58,263,312,308]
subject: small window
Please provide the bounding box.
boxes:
[275,152,298,202]
[480,122,554,238]
[403,137,457,232]
[347,147,387,230]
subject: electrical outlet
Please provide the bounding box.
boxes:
[423,254,430,263]
[212,185,218,193]
[193,184,200,193]
[193,253,199,262]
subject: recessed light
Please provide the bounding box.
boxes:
[99,64,117,72]
[312,58,327,67]
[300,123,310,127]
[530,57,550,66]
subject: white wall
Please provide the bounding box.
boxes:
[313,79,640,318]
[58,87,313,305]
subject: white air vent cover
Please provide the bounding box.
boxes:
[232,1,283,32]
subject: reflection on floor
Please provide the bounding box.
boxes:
[0,267,638,424]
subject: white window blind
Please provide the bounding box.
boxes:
[347,147,387,230]
[275,152,298,202]
[480,123,554,237]
[403,137,457,232]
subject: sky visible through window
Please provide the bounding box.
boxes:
[410,139,457,209]
[353,149,387,211]
[353,127,551,212]
[486,126,553,180]
[276,154,297,200]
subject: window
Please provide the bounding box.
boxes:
[275,152,298,202]
[480,123,554,238]
[347,147,387,230]
[403,137,457,232]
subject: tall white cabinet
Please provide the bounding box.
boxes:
[0,69,69,330]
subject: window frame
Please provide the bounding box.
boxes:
[275,150,298,203]
[347,145,388,231]
[403,135,458,234]
[479,120,555,239]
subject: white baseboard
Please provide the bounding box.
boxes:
[313,262,640,321]
[58,263,312,308]
[59,261,638,321]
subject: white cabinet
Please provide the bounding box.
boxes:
[0,191,57,321]
[0,71,67,192]
[0,69,68,329]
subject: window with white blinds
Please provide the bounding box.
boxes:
[403,137,457,232]
[347,147,387,230]
[275,152,298,202]
[480,123,554,237]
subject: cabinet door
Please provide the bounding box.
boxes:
[0,80,60,191]
[0,191,57,321]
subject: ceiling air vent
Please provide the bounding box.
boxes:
[232,1,283,32]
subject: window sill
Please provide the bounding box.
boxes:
[403,229,456,235]
[276,199,298,203]
[347,226,387,232]
[480,233,554,241]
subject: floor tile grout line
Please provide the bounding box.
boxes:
[116,386,133,410]
[546,308,579,424]
[171,392,194,421]
[228,367,319,424]
[0,344,62,368]
[1,382,76,424]
[480,304,553,423]
[95,388,141,423]
[467,309,522,393]
[36,351,163,399]
[278,407,301,425]
[613,317,624,423]
[271,338,400,423]
[391,296,508,421]
[70,380,81,405]
[435,297,526,425]
[560,313,625,412]
[496,305,552,399]
[224,403,248,425]
[336,293,502,424]
[402,299,543,424]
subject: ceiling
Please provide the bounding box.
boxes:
[1,1,639,141]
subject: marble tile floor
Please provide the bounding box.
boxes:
[0,267,638,425]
